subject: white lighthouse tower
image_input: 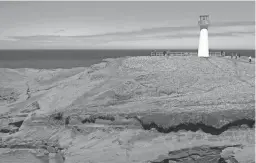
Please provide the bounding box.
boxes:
[198,15,210,57]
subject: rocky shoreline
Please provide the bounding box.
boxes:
[0,56,255,163]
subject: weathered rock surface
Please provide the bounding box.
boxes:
[151,144,242,163]
[0,87,19,104]
[0,56,255,163]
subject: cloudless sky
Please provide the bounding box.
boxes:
[0,1,255,49]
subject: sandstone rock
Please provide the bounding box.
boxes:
[21,101,40,113]
[49,153,64,163]
[0,87,19,104]
[152,145,242,163]
[47,146,57,153]
[0,57,254,163]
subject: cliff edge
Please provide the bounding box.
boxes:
[0,56,255,163]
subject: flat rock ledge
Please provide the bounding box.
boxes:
[151,144,243,163]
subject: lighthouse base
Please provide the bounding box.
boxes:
[198,28,209,58]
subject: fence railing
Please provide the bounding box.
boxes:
[150,51,225,56]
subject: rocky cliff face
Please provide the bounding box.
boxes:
[0,56,255,163]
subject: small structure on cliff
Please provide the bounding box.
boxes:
[198,15,210,57]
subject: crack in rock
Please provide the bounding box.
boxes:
[136,118,254,135]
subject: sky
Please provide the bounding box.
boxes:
[0,1,255,49]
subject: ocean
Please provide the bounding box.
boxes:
[0,49,254,69]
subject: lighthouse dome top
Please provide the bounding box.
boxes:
[199,15,209,20]
[198,15,210,28]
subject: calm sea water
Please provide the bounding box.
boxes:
[0,49,254,69]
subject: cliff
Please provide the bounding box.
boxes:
[0,56,254,163]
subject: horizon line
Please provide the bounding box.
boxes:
[0,48,255,51]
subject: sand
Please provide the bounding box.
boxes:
[0,56,255,163]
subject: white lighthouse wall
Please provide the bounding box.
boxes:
[198,28,209,57]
